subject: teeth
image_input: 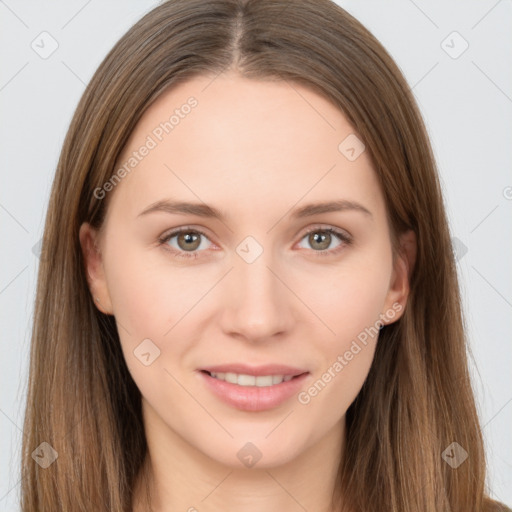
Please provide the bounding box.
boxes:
[255,375,273,387]
[238,374,256,386]
[209,372,296,387]
[225,372,237,384]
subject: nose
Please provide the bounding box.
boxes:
[218,248,295,343]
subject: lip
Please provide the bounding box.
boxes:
[197,365,310,412]
[199,363,307,377]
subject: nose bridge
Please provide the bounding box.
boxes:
[221,238,291,340]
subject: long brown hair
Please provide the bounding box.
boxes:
[20,1,510,511]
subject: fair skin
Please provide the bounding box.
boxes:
[80,72,416,512]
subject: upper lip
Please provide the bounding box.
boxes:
[199,363,308,377]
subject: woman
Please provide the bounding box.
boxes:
[20,0,511,511]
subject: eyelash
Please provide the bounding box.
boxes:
[158,225,353,260]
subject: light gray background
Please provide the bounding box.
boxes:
[1,0,511,508]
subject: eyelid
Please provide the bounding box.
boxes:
[158,223,353,258]
[297,223,352,242]
[294,224,353,256]
[158,225,217,249]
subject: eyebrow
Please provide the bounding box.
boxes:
[137,198,373,221]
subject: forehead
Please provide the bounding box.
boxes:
[107,73,385,223]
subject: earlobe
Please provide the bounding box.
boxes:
[78,222,114,315]
[382,229,417,325]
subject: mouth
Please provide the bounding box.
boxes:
[200,369,306,387]
[197,366,310,412]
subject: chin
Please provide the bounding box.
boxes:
[194,432,307,470]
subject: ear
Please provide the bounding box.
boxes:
[381,229,416,325]
[79,222,113,315]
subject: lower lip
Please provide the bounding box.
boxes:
[198,371,309,412]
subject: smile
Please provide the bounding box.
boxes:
[206,371,295,387]
[198,369,310,411]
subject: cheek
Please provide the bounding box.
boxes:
[101,241,194,396]
[301,244,392,399]
[297,274,386,420]
[102,237,214,386]
[103,237,202,339]
[307,249,393,343]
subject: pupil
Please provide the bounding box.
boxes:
[311,231,330,250]
[179,232,200,251]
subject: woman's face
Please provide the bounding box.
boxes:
[80,72,412,469]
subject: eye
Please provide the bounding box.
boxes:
[158,227,214,259]
[296,226,352,256]
[158,225,352,260]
